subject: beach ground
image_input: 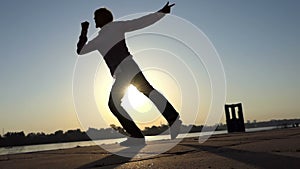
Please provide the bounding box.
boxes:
[0,127,299,169]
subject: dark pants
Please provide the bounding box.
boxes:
[108,58,179,138]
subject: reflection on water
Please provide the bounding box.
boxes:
[0,126,277,155]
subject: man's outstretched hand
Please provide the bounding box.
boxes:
[77,21,89,54]
[81,21,89,33]
[158,2,175,14]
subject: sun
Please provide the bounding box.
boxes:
[126,85,152,112]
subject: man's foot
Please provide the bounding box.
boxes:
[120,137,146,147]
[170,118,182,140]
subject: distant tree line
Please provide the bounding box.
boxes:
[0,129,90,147]
[244,118,300,128]
[0,123,207,147]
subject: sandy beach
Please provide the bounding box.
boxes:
[0,127,299,169]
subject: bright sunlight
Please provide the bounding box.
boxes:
[126,85,152,112]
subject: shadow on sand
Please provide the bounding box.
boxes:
[182,144,299,169]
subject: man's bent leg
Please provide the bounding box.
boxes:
[131,72,180,125]
[149,90,180,125]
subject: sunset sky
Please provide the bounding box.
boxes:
[0,0,299,134]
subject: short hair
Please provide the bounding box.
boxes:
[94,8,113,23]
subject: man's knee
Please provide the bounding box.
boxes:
[136,84,155,97]
[108,96,121,111]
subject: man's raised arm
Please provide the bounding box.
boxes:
[77,21,97,55]
[76,21,89,54]
[122,2,175,32]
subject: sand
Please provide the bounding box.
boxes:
[0,127,299,169]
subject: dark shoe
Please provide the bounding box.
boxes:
[170,118,182,139]
[120,137,146,147]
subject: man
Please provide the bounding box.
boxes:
[77,2,181,146]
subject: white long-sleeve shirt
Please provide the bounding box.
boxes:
[79,12,165,76]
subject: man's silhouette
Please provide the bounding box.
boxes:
[77,2,181,146]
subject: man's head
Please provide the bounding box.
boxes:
[94,8,113,28]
